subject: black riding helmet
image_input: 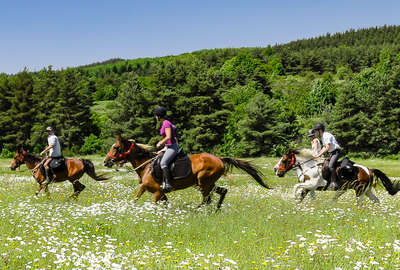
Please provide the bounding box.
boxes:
[313,123,325,132]
[154,106,167,117]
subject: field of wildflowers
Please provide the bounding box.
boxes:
[1,156,400,269]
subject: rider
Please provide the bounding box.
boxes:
[313,123,342,189]
[154,106,178,193]
[40,126,62,186]
[308,129,321,155]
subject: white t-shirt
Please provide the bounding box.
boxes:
[321,131,340,153]
[48,134,61,157]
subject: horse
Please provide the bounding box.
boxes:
[103,135,271,209]
[11,147,110,197]
[274,148,396,203]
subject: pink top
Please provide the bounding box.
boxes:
[160,120,177,146]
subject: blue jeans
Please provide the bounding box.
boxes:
[160,143,179,169]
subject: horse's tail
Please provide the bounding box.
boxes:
[82,159,110,181]
[221,157,271,189]
[372,168,397,195]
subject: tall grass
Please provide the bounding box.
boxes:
[1,157,400,269]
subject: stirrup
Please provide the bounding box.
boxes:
[161,182,173,193]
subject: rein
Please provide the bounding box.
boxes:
[279,153,318,174]
[131,156,158,171]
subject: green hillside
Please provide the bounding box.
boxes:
[1,25,400,158]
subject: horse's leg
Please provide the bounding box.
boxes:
[332,190,346,201]
[294,180,317,202]
[70,180,86,198]
[44,184,50,198]
[215,186,228,210]
[198,183,214,208]
[134,184,146,201]
[366,190,380,204]
[35,184,43,197]
[153,190,167,203]
[309,190,316,199]
[356,193,366,206]
[196,171,217,208]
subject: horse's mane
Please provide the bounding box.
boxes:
[292,148,314,158]
[25,152,42,163]
[124,138,157,158]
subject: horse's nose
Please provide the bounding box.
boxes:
[10,166,16,171]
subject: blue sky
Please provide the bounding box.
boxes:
[1,0,399,74]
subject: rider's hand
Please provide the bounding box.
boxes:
[40,151,45,156]
[156,142,163,148]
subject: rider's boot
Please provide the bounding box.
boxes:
[42,168,52,186]
[161,167,173,193]
[329,167,339,190]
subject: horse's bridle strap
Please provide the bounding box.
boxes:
[108,143,135,160]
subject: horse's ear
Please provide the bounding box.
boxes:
[116,134,122,141]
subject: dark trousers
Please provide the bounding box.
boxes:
[329,150,342,186]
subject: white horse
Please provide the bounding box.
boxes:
[273,148,390,203]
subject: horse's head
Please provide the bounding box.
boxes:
[11,148,27,170]
[104,135,136,168]
[274,150,296,177]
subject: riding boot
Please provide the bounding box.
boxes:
[161,167,173,193]
[42,168,52,186]
[329,167,339,190]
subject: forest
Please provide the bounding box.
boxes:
[1,25,400,158]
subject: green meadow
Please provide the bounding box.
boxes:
[1,156,400,269]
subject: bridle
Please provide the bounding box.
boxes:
[106,141,158,172]
[278,151,319,175]
[14,151,27,167]
[107,142,135,161]
[277,152,296,173]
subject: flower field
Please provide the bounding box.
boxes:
[1,157,400,269]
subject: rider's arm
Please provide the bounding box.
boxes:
[312,139,318,152]
[40,145,54,156]
[314,143,330,158]
[157,127,172,148]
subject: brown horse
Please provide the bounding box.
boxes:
[103,135,271,208]
[11,148,110,197]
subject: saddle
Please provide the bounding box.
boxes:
[39,157,67,177]
[150,149,192,184]
[322,157,358,182]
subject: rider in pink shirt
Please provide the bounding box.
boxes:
[154,106,178,193]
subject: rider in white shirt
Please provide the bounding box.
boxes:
[308,129,321,155]
[40,126,62,186]
[313,123,342,189]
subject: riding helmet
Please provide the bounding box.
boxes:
[307,129,315,137]
[154,106,167,117]
[46,126,53,132]
[313,123,325,131]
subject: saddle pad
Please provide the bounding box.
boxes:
[150,150,192,184]
[49,157,67,172]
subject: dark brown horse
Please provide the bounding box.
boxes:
[11,148,110,197]
[103,135,270,208]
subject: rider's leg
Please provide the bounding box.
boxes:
[42,157,52,185]
[160,145,178,193]
[328,151,342,189]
